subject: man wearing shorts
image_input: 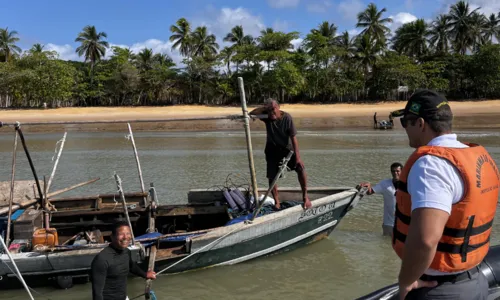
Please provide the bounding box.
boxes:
[250,98,311,210]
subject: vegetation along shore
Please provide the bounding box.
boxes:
[1,0,500,111]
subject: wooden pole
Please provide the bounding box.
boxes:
[47,177,100,198]
[144,183,157,300]
[15,125,44,205]
[5,130,19,247]
[127,123,147,207]
[46,132,67,194]
[43,176,49,229]
[114,173,135,244]
[237,77,260,214]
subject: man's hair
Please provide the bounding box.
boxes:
[264,98,279,107]
[391,162,403,170]
[111,220,130,236]
[426,105,453,134]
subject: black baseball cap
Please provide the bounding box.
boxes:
[391,89,452,120]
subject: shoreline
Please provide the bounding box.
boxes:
[1,101,500,133]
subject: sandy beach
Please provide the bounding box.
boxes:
[1,101,500,133]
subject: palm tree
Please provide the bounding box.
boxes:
[75,25,109,72]
[356,3,393,47]
[335,31,357,68]
[448,0,480,54]
[355,34,383,77]
[136,48,154,71]
[0,27,21,62]
[428,14,451,54]
[391,19,430,59]
[311,21,337,43]
[482,13,500,43]
[169,18,192,57]
[191,26,219,58]
[223,25,254,46]
[219,47,234,75]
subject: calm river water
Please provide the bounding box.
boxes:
[1,125,499,300]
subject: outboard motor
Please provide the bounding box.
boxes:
[356,245,500,300]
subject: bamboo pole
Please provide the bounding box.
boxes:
[127,123,147,206]
[237,77,260,216]
[43,176,49,229]
[47,177,100,198]
[46,132,67,194]
[6,130,19,247]
[0,115,244,127]
[114,173,135,244]
[144,183,157,300]
[0,235,35,300]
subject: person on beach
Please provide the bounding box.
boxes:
[249,98,312,210]
[358,162,403,236]
[390,89,499,300]
[374,112,378,129]
[91,221,156,300]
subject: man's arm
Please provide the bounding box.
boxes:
[128,250,148,279]
[91,255,108,300]
[398,207,449,286]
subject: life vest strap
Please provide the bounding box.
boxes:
[393,227,490,255]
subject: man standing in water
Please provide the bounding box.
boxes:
[250,98,311,210]
[358,162,403,236]
[91,221,156,300]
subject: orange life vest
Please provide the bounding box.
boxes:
[393,143,500,273]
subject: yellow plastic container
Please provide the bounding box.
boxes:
[32,228,59,248]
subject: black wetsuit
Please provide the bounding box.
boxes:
[91,244,147,300]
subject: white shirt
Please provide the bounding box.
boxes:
[372,179,396,226]
[407,133,469,275]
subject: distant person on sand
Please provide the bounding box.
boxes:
[374,112,378,129]
[249,98,312,211]
[358,162,402,236]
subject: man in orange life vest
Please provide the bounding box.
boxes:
[391,90,499,300]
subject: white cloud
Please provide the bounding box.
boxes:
[307,1,332,13]
[291,38,303,50]
[195,7,266,47]
[389,12,418,29]
[347,28,361,36]
[267,0,300,9]
[273,20,290,32]
[337,0,365,21]
[437,0,499,17]
[45,43,81,61]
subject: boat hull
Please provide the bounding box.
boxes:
[149,192,358,274]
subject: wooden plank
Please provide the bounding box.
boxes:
[155,205,227,217]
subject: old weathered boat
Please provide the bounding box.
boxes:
[0,184,366,288]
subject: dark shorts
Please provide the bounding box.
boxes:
[405,265,488,300]
[265,149,303,179]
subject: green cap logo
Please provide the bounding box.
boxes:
[409,102,421,115]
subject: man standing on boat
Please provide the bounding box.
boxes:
[91,221,156,300]
[358,162,403,236]
[250,98,311,210]
[390,90,499,300]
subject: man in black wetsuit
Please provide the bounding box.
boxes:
[91,221,156,300]
[250,98,311,210]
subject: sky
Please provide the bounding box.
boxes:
[1,0,499,65]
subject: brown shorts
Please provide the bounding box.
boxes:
[382,225,392,236]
